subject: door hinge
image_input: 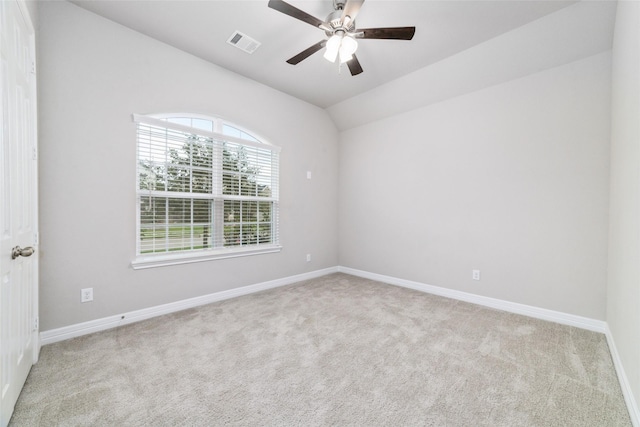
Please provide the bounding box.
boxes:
[34,232,38,245]
[31,61,36,75]
[33,316,39,331]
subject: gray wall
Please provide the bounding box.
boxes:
[338,52,611,320]
[37,1,339,330]
[608,0,640,412]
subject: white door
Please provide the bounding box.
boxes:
[0,1,39,426]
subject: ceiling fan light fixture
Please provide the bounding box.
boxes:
[324,32,357,64]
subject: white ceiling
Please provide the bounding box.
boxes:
[68,0,591,109]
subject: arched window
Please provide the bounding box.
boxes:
[132,113,280,269]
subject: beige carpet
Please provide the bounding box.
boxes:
[10,273,631,426]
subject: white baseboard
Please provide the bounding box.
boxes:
[41,265,605,343]
[337,266,606,332]
[40,266,339,345]
[605,324,640,427]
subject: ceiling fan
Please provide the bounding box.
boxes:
[268,0,416,76]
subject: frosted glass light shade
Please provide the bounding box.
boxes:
[338,47,352,63]
[323,34,342,62]
[338,35,357,63]
[341,36,358,55]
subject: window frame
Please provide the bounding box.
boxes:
[131,113,281,270]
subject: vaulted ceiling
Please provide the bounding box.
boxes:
[70,0,615,113]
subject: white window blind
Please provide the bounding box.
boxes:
[133,114,280,268]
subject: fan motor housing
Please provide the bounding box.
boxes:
[325,9,356,36]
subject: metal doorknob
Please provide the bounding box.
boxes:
[11,246,34,260]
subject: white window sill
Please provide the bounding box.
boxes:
[131,245,282,270]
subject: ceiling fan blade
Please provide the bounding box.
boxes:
[346,54,363,76]
[358,27,416,40]
[341,0,365,25]
[268,0,327,29]
[286,40,327,65]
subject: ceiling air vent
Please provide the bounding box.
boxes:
[226,31,261,54]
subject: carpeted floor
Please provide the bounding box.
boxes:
[10,273,631,426]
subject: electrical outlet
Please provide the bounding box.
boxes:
[306,254,311,262]
[472,270,481,281]
[81,288,93,302]
[306,171,312,180]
